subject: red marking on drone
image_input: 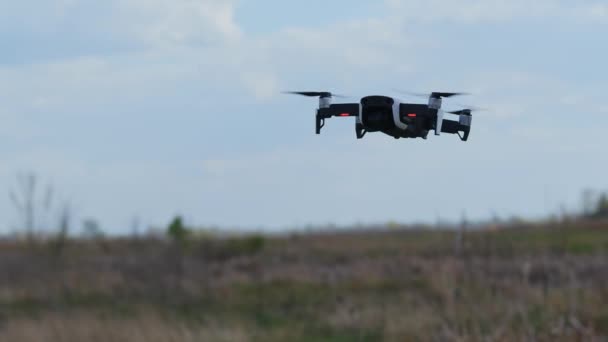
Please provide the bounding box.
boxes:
[407,113,417,117]
[339,113,350,117]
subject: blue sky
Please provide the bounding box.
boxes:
[1,0,607,234]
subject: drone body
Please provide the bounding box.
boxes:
[286,91,474,141]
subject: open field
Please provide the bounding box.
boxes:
[1,220,608,341]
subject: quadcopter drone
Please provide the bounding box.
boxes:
[284,91,475,141]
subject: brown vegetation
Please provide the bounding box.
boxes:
[0,220,607,341]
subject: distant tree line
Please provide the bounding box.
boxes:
[581,189,608,220]
[590,193,608,219]
[6,172,608,245]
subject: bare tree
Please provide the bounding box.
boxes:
[9,172,64,245]
[51,202,71,257]
[131,215,141,239]
[82,218,104,240]
[581,188,596,218]
[454,211,468,257]
[9,172,52,242]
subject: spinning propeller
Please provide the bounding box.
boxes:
[448,105,487,115]
[283,91,347,98]
[430,92,470,99]
[448,109,473,115]
[393,90,469,99]
[283,91,348,109]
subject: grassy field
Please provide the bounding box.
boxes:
[1,219,607,341]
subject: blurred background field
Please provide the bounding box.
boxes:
[3,1,608,341]
[1,214,607,341]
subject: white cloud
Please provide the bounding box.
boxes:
[385,0,608,23]
[448,69,608,121]
[0,1,76,29]
[0,55,197,117]
[117,0,242,47]
[0,1,419,110]
[584,3,608,18]
[0,0,242,52]
[276,17,414,71]
[240,71,280,101]
[1,0,607,230]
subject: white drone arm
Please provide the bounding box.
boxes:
[428,95,443,136]
[435,108,445,136]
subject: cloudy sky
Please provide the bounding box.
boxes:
[1,0,607,233]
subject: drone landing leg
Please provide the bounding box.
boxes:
[356,123,366,139]
[316,114,325,134]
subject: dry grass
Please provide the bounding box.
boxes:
[0,314,250,342]
[0,220,607,341]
